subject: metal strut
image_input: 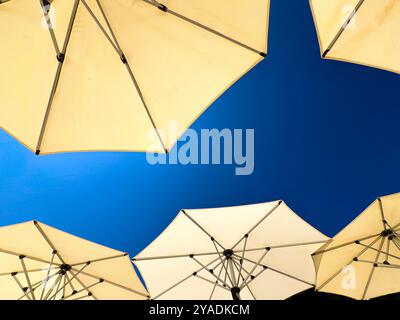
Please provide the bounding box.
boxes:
[35,0,80,155]
[143,0,266,57]
[322,0,365,57]
[86,0,168,153]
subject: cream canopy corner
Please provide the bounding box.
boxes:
[0,0,269,155]
[0,220,148,300]
[134,201,329,300]
[310,0,400,74]
[313,193,400,300]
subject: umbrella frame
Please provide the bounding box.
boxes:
[0,221,148,300]
[313,198,400,300]
[1,0,267,155]
[134,202,326,300]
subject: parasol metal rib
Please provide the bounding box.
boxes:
[142,0,266,57]
[67,267,99,300]
[209,261,225,300]
[16,270,61,300]
[43,273,63,300]
[64,273,78,297]
[211,242,235,287]
[232,201,282,250]
[80,0,120,54]
[356,240,400,261]
[95,0,168,153]
[316,235,382,291]
[312,232,381,256]
[49,262,90,300]
[357,260,394,267]
[237,235,248,285]
[41,250,57,300]
[51,272,64,300]
[322,0,365,57]
[133,251,221,261]
[240,249,269,287]
[182,210,225,250]
[40,0,61,56]
[151,256,220,299]
[0,267,57,277]
[34,220,66,264]
[384,236,391,264]
[361,237,385,300]
[234,239,328,254]
[71,252,128,267]
[228,259,237,286]
[240,265,268,289]
[72,292,93,300]
[71,267,148,298]
[12,273,31,301]
[234,253,313,288]
[79,0,168,153]
[0,246,60,266]
[195,273,230,292]
[63,279,103,300]
[36,0,80,155]
[378,198,388,230]
[191,256,227,285]
[231,258,257,300]
[19,256,36,300]
[232,256,254,279]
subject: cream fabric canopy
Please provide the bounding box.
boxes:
[313,193,400,300]
[134,201,329,300]
[0,220,148,300]
[310,0,400,74]
[0,0,269,155]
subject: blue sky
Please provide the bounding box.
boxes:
[0,0,399,258]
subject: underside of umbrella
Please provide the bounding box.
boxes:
[310,0,400,74]
[313,193,400,300]
[0,220,148,300]
[0,0,269,155]
[134,201,329,300]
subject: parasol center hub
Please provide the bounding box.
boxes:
[60,264,72,272]
[382,229,394,238]
[223,249,234,259]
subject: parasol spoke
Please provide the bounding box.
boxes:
[317,235,382,291]
[232,201,282,250]
[35,0,80,154]
[182,210,225,250]
[71,253,128,267]
[41,250,57,300]
[361,237,385,300]
[191,256,226,285]
[142,0,266,57]
[195,273,230,292]
[19,256,36,300]
[237,236,248,285]
[133,251,221,262]
[63,279,103,300]
[231,258,257,300]
[322,0,365,57]
[152,256,220,299]
[39,0,61,56]
[313,233,381,256]
[240,249,269,286]
[209,262,225,300]
[94,0,167,152]
[80,0,120,53]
